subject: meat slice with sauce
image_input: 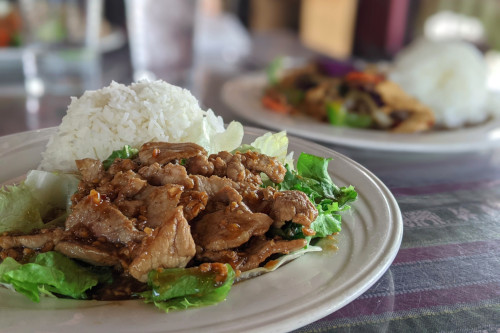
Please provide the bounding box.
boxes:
[75,158,105,184]
[271,190,318,228]
[179,190,208,221]
[55,241,122,267]
[0,228,64,250]
[138,162,194,188]
[192,204,274,251]
[65,193,145,244]
[138,142,206,165]
[240,151,287,183]
[129,206,196,282]
[110,170,147,199]
[140,184,183,228]
[196,236,307,272]
[191,174,240,197]
[186,150,287,185]
[237,236,308,271]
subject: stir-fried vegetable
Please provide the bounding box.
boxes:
[326,101,373,128]
[266,56,284,86]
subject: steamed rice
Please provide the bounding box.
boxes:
[39,80,244,172]
[389,39,489,128]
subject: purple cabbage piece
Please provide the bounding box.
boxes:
[317,58,357,77]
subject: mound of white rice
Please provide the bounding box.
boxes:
[39,80,244,172]
[389,39,489,128]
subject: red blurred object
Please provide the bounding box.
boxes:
[345,71,384,84]
[353,0,411,59]
[0,4,22,47]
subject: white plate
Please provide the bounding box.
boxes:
[222,72,500,153]
[0,127,403,333]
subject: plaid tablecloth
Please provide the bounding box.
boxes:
[294,148,500,332]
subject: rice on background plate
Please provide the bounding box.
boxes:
[389,38,499,128]
[39,80,244,172]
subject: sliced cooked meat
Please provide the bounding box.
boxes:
[179,190,208,221]
[128,207,196,282]
[241,186,277,214]
[186,154,214,176]
[138,142,206,166]
[195,249,239,266]
[115,199,143,218]
[204,186,244,214]
[212,186,242,204]
[142,184,183,228]
[271,190,318,227]
[192,204,274,251]
[75,158,105,184]
[226,154,246,182]
[209,151,233,177]
[111,170,147,198]
[241,151,286,183]
[94,182,117,202]
[187,151,267,185]
[138,162,194,189]
[191,175,240,198]
[195,236,307,272]
[237,236,307,271]
[65,193,145,243]
[55,241,122,267]
[0,228,64,250]
[108,158,138,175]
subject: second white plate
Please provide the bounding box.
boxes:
[222,72,500,153]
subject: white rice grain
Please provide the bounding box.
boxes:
[39,80,243,172]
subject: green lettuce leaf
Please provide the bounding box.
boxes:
[278,153,357,239]
[326,101,372,128]
[102,145,139,169]
[25,170,80,218]
[0,184,44,234]
[141,264,235,312]
[0,171,79,234]
[251,131,289,162]
[233,131,294,169]
[296,153,340,199]
[311,199,342,237]
[266,56,284,86]
[0,252,109,302]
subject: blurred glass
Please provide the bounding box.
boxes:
[19,0,103,97]
[125,0,197,87]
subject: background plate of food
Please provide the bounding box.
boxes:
[223,39,500,153]
[0,80,402,333]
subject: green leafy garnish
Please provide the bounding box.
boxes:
[102,145,139,169]
[278,153,357,238]
[266,57,284,86]
[0,171,78,234]
[141,264,235,312]
[0,184,44,234]
[326,101,372,128]
[0,252,111,302]
[282,88,304,106]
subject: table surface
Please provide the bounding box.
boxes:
[0,32,499,333]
